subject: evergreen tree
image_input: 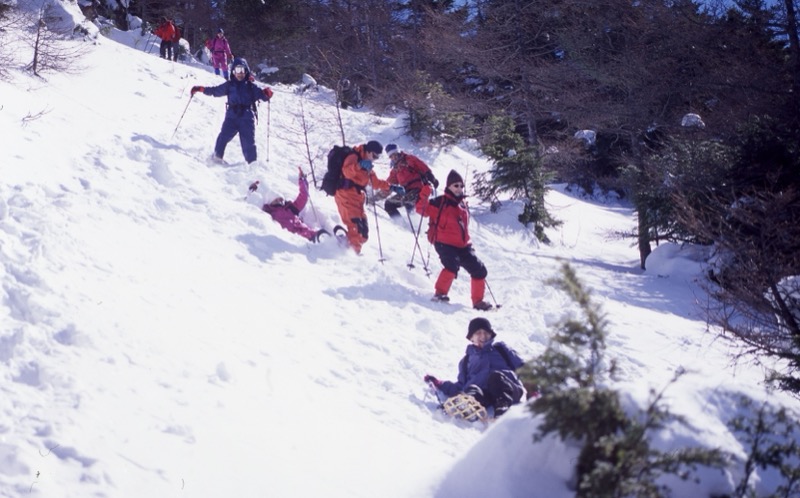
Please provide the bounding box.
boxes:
[519,264,725,496]
[473,113,559,242]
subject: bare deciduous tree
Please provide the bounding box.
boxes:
[24,3,88,77]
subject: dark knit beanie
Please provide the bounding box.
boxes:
[364,140,383,156]
[467,317,496,339]
[446,170,463,188]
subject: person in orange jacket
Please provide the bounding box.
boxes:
[416,170,493,310]
[153,17,176,60]
[334,141,399,254]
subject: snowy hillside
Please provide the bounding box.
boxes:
[1,11,799,498]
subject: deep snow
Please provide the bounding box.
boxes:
[2,9,799,498]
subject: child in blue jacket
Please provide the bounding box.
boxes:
[425,317,526,417]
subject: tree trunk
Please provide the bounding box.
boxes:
[637,212,651,270]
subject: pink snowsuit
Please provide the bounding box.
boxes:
[262,176,317,240]
[205,35,232,74]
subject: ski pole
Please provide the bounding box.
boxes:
[144,32,154,54]
[171,94,193,140]
[426,380,446,408]
[416,212,431,274]
[485,279,502,309]
[405,210,429,275]
[300,167,321,226]
[369,177,386,263]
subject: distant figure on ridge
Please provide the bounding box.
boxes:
[205,28,233,79]
[416,170,493,310]
[337,78,362,109]
[190,57,273,165]
[153,17,176,60]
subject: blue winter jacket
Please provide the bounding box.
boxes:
[203,57,268,120]
[203,77,269,120]
[439,340,525,397]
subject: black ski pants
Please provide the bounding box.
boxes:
[434,243,487,279]
[464,371,524,410]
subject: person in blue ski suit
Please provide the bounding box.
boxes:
[425,317,526,417]
[191,57,273,164]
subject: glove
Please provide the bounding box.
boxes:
[390,185,406,196]
[298,167,307,180]
[424,172,439,189]
[419,184,433,199]
[424,375,443,387]
[191,86,204,96]
[359,159,373,171]
[248,180,259,193]
[263,87,273,100]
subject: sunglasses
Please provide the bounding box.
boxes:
[450,183,464,188]
[233,66,246,75]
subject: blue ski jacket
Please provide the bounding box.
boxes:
[439,340,524,397]
[203,78,269,120]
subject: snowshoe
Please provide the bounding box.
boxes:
[332,225,350,248]
[311,229,330,243]
[442,393,488,423]
[473,300,493,311]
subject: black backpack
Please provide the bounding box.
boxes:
[321,145,355,196]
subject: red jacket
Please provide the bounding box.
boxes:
[416,186,471,248]
[154,21,176,42]
[386,152,432,190]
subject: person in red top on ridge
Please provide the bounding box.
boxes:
[153,17,176,60]
[416,170,493,310]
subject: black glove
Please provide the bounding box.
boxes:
[424,172,439,189]
[424,374,442,387]
[248,180,259,193]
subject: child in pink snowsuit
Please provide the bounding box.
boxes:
[261,171,328,243]
[205,28,233,79]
